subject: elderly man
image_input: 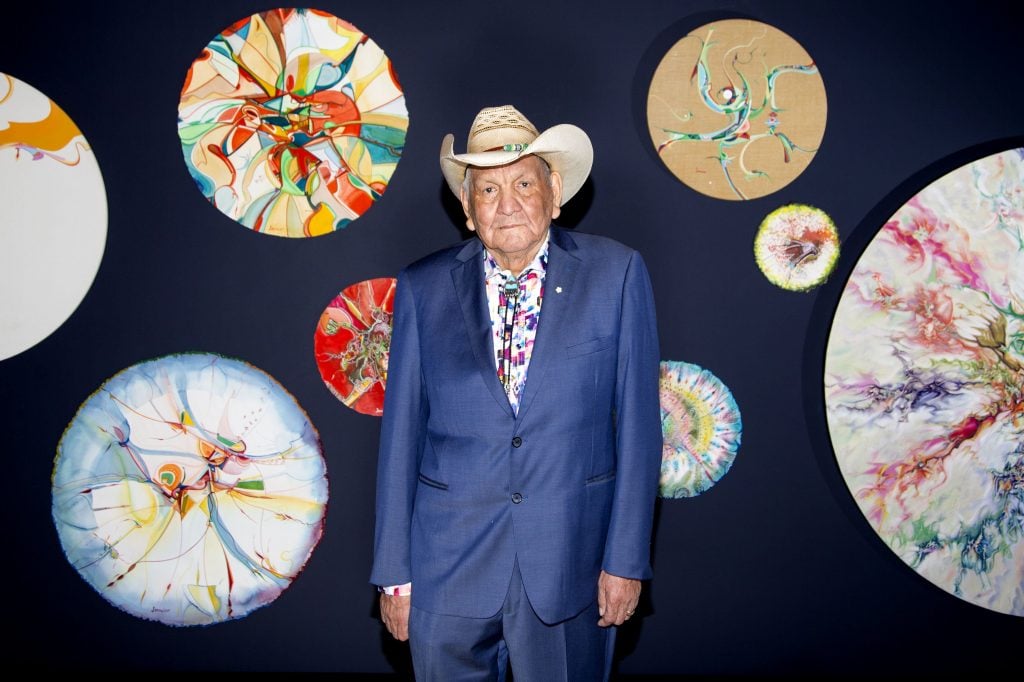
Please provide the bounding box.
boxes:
[371,105,662,680]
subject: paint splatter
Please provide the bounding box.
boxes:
[755,204,839,291]
[314,277,396,416]
[178,8,408,237]
[659,360,742,498]
[647,19,827,200]
[825,148,1024,616]
[52,354,328,626]
[0,72,106,360]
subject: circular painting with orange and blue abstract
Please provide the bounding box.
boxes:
[178,8,407,237]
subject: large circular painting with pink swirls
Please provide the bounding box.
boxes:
[825,148,1024,616]
[177,8,408,237]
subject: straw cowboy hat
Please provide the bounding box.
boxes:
[440,105,593,206]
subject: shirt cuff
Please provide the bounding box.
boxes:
[378,582,412,596]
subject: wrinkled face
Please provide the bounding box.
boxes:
[461,155,562,273]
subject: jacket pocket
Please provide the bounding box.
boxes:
[566,335,615,358]
[417,473,449,490]
[585,469,616,485]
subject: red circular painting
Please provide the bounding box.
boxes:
[314,277,396,416]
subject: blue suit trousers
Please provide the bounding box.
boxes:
[409,558,614,681]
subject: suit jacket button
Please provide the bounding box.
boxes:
[511,492,523,504]
[511,436,522,448]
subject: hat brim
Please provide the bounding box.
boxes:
[440,124,593,206]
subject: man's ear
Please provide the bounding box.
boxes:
[460,184,476,231]
[549,171,563,220]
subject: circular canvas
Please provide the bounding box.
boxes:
[178,8,408,237]
[0,73,107,360]
[52,353,328,626]
[660,360,742,498]
[754,204,839,291]
[314,277,396,416]
[825,148,1023,615]
[647,19,826,200]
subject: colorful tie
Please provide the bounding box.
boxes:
[498,275,521,400]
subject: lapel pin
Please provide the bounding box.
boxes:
[555,286,563,293]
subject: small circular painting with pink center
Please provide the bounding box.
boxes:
[754,204,839,291]
[659,361,742,498]
[314,277,396,416]
[178,8,408,237]
[52,353,328,626]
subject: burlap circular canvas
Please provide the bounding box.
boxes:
[647,19,827,200]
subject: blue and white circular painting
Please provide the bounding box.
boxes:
[52,353,328,626]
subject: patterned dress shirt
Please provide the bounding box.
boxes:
[484,233,549,414]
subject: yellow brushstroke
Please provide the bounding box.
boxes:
[294,52,311,94]
[221,489,325,522]
[123,479,160,526]
[186,584,221,616]
[318,18,362,64]
[236,14,284,95]
[0,99,81,152]
[306,202,335,236]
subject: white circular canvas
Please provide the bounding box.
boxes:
[0,73,107,360]
[52,353,329,626]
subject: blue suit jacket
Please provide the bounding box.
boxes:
[370,227,661,624]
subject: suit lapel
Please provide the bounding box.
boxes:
[514,228,581,423]
[452,239,515,418]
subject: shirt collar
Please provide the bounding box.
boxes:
[483,230,550,282]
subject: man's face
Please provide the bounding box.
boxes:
[461,156,562,272]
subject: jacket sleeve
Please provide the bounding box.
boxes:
[369,270,428,586]
[602,250,662,580]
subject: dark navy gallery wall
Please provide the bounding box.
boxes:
[2,0,1020,674]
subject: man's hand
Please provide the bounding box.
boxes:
[380,593,411,641]
[597,570,641,627]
